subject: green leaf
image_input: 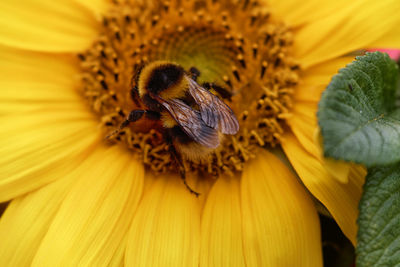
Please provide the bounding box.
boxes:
[357,164,400,267]
[317,52,400,166]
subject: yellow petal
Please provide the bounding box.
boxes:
[323,158,351,184]
[0,44,82,114]
[0,110,98,202]
[0,44,78,84]
[0,0,102,52]
[268,0,349,27]
[72,0,110,20]
[367,26,400,49]
[200,175,245,267]
[287,100,351,183]
[295,0,400,68]
[295,56,356,102]
[314,129,351,184]
[125,173,200,267]
[241,150,322,267]
[32,145,144,266]
[281,133,365,245]
[286,101,320,155]
[0,175,74,267]
[108,235,128,267]
[0,43,101,201]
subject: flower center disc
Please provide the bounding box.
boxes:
[79,0,299,177]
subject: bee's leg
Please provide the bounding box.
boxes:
[166,133,200,197]
[202,82,232,101]
[106,110,158,139]
[189,67,201,82]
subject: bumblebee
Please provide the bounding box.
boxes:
[111,61,239,196]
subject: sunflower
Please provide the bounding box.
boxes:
[0,0,399,266]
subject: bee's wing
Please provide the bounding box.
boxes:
[186,77,239,134]
[157,97,220,148]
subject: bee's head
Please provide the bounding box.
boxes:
[139,61,185,96]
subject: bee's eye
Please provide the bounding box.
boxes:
[160,72,169,84]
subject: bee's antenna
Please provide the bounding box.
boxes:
[105,129,121,140]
